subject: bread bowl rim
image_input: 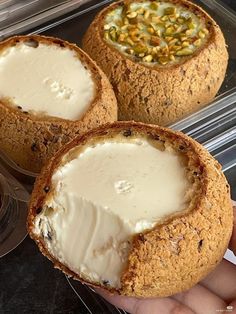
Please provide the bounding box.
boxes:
[0,34,106,124]
[89,0,220,71]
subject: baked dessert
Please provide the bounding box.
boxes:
[28,121,233,297]
[0,35,117,173]
[82,0,228,125]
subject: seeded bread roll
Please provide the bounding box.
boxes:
[0,35,117,173]
[28,121,233,297]
[82,0,228,125]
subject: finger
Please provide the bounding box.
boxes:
[95,288,194,314]
[201,259,236,302]
[229,201,236,255]
[228,299,236,314]
[174,284,226,314]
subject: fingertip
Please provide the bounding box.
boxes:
[94,288,139,313]
[94,287,117,298]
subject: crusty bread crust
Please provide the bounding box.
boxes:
[0,35,117,173]
[27,121,233,297]
[82,0,228,126]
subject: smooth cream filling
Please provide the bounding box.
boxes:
[0,42,95,120]
[34,139,190,288]
[104,1,208,65]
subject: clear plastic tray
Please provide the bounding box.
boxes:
[0,0,93,40]
[0,1,235,313]
[0,163,29,258]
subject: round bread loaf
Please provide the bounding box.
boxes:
[0,35,117,173]
[82,0,228,126]
[28,121,233,297]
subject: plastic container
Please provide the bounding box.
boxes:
[0,163,29,258]
[0,0,235,313]
[0,0,93,40]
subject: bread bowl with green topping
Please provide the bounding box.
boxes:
[82,0,228,125]
[0,35,117,173]
[28,121,233,297]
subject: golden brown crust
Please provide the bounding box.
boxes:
[0,35,117,173]
[27,121,233,297]
[82,0,228,125]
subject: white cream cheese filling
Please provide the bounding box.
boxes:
[0,42,95,120]
[34,139,190,288]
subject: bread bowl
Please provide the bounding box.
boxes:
[0,35,117,173]
[82,0,228,125]
[28,121,233,297]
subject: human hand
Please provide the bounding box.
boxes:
[96,202,236,314]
